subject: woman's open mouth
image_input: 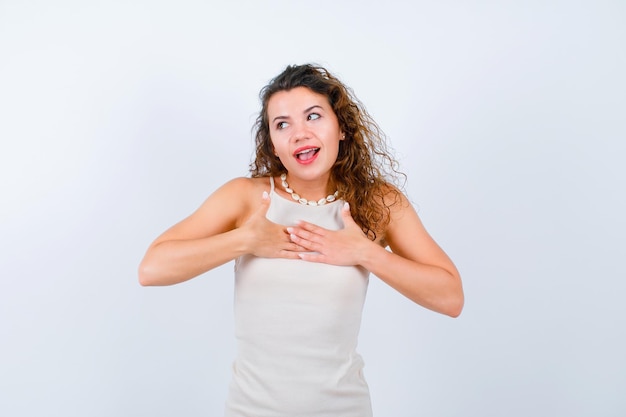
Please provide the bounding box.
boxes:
[294,147,320,164]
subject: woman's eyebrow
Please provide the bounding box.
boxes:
[303,105,323,114]
[272,105,324,123]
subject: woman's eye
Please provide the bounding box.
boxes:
[277,121,288,130]
[308,113,320,121]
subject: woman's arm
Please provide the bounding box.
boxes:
[361,195,463,317]
[138,177,302,286]
[287,194,464,317]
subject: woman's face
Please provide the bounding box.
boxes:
[267,86,344,184]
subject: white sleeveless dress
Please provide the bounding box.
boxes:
[224,177,372,417]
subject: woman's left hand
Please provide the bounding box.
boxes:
[286,202,375,266]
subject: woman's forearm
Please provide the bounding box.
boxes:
[360,244,464,317]
[138,228,249,286]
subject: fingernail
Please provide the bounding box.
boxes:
[286,227,293,233]
[262,191,269,200]
[343,202,350,210]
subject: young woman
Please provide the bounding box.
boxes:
[139,64,463,416]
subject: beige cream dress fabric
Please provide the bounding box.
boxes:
[225,176,372,417]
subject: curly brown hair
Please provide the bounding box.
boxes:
[250,64,405,240]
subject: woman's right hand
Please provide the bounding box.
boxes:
[240,191,304,259]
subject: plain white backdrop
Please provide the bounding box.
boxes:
[1,1,625,416]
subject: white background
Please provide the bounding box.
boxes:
[1,1,625,416]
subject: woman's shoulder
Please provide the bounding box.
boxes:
[220,176,272,194]
[376,181,414,239]
[191,176,272,226]
[378,181,410,211]
[212,176,272,208]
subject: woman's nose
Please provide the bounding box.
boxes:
[291,122,310,141]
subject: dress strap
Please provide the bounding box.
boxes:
[269,176,275,194]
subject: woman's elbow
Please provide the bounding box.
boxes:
[444,290,464,318]
[138,262,159,286]
[447,301,463,318]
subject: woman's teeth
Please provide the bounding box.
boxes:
[296,148,319,161]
